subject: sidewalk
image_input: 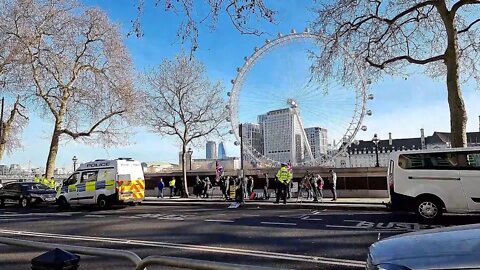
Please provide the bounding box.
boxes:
[142,196,389,210]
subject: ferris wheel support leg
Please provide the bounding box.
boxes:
[294,110,314,162]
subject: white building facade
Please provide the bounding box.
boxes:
[305,127,328,159]
[262,108,306,164]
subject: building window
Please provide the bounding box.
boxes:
[340,160,346,168]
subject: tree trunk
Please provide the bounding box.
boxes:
[443,12,467,148]
[182,143,189,197]
[0,106,17,161]
[0,122,7,161]
[45,124,62,179]
[0,138,6,161]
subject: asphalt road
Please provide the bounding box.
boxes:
[1,204,480,270]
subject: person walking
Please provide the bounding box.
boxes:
[328,169,337,201]
[220,176,230,200]
[316,174,324,201]
[248,176,254,196]
[203,177,212,198]
[194,175,202,198]
[310,174,319,202]
[169,177,176,198]
[243,176,248,198]
[275,163,293,204]
[263,173,270,200]
[157,178,164,198]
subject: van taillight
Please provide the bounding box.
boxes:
[388,175,394,189]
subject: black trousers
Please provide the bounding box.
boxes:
[275,184,287,203]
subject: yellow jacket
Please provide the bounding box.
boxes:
[276,167,292,184]
[169,179,176,187]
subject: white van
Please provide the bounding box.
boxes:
[57,158,145,208]
[388,147,480,220]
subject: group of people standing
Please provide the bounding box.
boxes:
[33,174,57,190]
[156,177,185,198]
[155,166,338,204]
[193,176,212,198]
[298,169,337,202]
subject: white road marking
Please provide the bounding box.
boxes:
[119,216,141,219]
[0,218,44,221]
[0,229,365,268]
[84,215,106,218]
[325,225,411,233]
[0,213,72,217]
[301,216,323,221]
[157,217,184,221]
[204,219,234,223]
[261,221,297,226]
[241,214,260,217]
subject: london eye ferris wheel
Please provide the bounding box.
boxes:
[227,29,373,167]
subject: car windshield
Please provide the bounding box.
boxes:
[28,184,49,190]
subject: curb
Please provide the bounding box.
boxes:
[140,200,388,211]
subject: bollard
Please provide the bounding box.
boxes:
[31,248,80,270]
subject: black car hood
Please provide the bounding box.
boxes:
[29,190,57,195]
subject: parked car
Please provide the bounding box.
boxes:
[367,224,480,270]
[0,182,57,208]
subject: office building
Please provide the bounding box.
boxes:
[305,127,328,159]
[206,141,217,159]
[218,142,227,159]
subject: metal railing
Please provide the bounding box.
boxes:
[0,236,278,270]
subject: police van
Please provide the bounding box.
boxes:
[57,158,145,209]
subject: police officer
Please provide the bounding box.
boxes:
[41,174,49,187]
[275,163,293,204]
[169,177,176,198]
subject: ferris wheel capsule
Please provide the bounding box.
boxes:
[291,29,296,34]
[265,39,270,44]
[254,47,258,52]
[304,28,310,33]
[230,79,235,84]
[361,126,367,131]
[237,67,241,72]
[244,56,248,62]
[229,130,234,134]
[367,110,372,116]
[227,92,231,97]
[368,94,374,100]
[277,33,283,38]
[225,104,230,110]
[234,141,240,146]
[226,117,231,122]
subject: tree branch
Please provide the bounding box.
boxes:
[459,18,480,34]
[365,54,445,69]
[452,0,480,15]
[60,109,125,139]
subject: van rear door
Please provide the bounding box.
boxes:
[458,151,480,211]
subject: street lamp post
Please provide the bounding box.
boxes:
[372,134,380,167]
[187,148,193,170]
[72,156,78,171]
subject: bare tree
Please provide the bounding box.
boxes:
[0,96,28,161]
[141,54,227,197]
[6,0,137,177]
[131,0,275,51]
[312,0,480,147]
[0,1,32,160]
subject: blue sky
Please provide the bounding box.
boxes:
[2,1,480,169]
